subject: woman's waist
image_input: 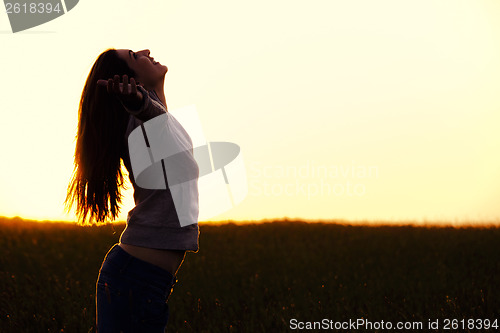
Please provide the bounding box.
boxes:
[118,242,186,276]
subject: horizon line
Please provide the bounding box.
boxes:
[1,215,499,229]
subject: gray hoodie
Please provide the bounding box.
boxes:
[118,86,199,252]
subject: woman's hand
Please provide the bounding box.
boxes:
[97,74,144,109]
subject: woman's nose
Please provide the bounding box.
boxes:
[138,49,150,56]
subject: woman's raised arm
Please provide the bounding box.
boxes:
[97,74,166,122]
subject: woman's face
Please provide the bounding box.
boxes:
[116,49,168,88]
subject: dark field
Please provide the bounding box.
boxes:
[0,217,499,332]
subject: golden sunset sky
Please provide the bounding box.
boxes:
[1,0,499,225]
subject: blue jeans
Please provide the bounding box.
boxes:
[96,243,177,333]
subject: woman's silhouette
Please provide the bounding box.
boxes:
[65,48,199,332]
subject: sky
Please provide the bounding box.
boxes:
[1,0,499,225]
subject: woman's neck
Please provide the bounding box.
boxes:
[150,82,167,110]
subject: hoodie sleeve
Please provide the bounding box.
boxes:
[120,85,166,122]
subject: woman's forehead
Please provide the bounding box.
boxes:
[115,49,133,61]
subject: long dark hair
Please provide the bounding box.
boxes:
[64,49,136,225]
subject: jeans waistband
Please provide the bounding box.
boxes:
[100,243,177,294]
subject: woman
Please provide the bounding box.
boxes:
[64,48,199,332]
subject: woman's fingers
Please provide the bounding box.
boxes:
[113,75,121,95]
[122,75,129,94]
[130,77,137,95]
[97,75,134,94]
[107,78,114,95]
[96,75,143,106]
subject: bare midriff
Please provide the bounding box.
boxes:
[118,242,186,276]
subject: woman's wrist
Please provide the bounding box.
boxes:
[120,85,147,113]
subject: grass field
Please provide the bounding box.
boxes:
[0,216,499,332]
